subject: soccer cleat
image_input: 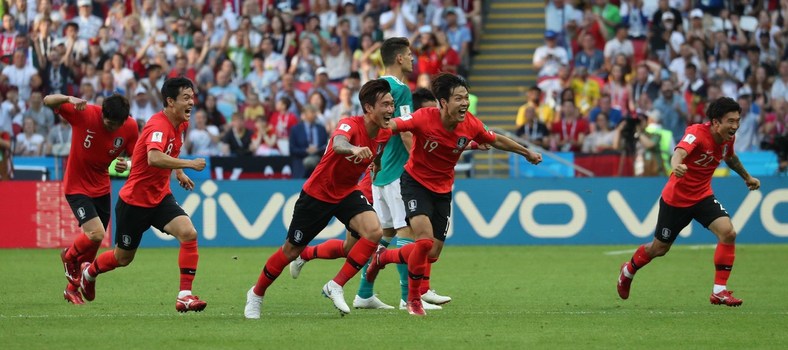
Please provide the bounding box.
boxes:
[60,248,80,287]
[364,246,387,283]
[321,280,351,315]
[710,290,743,307]
[79,262,96,301]
[244,287,263,319]
[63,289,85,305]
[406,299,426,316]
[421,289,452,305]
[176,295,208,312]
[353,295,395,309]
[399,299,442,310]
[289,256,306,279]
[617,262,633,300]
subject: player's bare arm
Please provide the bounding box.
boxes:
[490,134,543,165]
[175,169,196,191]
[671,148,689,177]
[148,149,206,171]
[400,131,413,149]
[332,135,373,158]
[724,154,760,191]
[43,94,87,110]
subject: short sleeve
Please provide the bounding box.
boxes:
[124,120,139,156]
[473,118,497,144]
[333,118,355,139]
[675,127,699,154]
[393,109,418,132]
[143,121,168,153]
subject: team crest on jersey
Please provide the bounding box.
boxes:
[454,137,468,153]
[113,137,124,148]
[77,207,86,219]
[122,235,131,246]
[660,228,672,240]
[293,230,304,243]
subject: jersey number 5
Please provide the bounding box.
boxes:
[83,134,93,148]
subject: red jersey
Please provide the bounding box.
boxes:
[119,111,189,208]
[303,116,392,203]
[357,168,374,204]
[395,107,496,193]
[57,104,138,196]
[551,118,590,152]
[662,122,735,207]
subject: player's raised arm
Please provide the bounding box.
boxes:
[670,148,689,177]
[148,149,206,171]
[724,154,760,190]
[332,134,373,159]
[43,94,87,111]
[489,133,542,165]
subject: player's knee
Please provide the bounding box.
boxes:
[365,227,383,242]
[116,253,134,266]
[177,227,198,242]
[720,229,737,244]
[281,244,302,261]
[85,230,105,242]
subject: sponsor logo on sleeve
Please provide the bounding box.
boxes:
[151,131,163,143]
[399,105,411,117]
[339,124,351,132]
[683,134,696,144]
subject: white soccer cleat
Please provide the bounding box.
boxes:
[322,280,351,315]
[289,256,306,279]
[399,299,442,310]
[353,295,395,309]
[244,287,263,319]
[421,289,452,305]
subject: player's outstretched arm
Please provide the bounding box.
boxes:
[43,94,87,110]
[490,133,542,165]
[670,148,689,177]
[148,150,206,171]
[332,135,372,158]
[724,154,760,191]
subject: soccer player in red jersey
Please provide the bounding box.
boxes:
[45,93,138,305]
[617,97,761,307]
[365,73,543,316]
[244,78,395,319]
[77,77,209,312]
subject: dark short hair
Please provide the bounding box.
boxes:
[705,97,742,122]
[412,88,436,110]
[359,78,391,114]
[431,73,469,109]
[102,94,131,123]
[381,37,410,67]
[161,77,194,108]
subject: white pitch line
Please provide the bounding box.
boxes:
[604,245,717,256]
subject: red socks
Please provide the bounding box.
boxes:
[380,242,415,265]
[419,258,439,295]
[253,247,289,296]
[333,238,377,286]
[407,239,433,302]
[179,240,199,291]
[713,242,735,285]
[300,239,346,261]
[88,250,120,277]
[628,245,653,274]
[67,234,102,263]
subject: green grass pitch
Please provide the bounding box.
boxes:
[1,245,786,349]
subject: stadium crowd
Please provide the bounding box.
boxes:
[0,0,480,178]
[523,0,788,175]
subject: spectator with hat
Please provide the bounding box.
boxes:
[534,30,569,78]
[73,0,103,40]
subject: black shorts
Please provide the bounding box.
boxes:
[114,194,188,250]
[654,195,730,243]
[65,194,111,229]
[400,171,452,242]
[287,190,375,246]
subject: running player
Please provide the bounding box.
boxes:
[617,97,760,306]
[365,73,543,316]
[46,93,138,305]
[244,78,394,319]
[77,77,209,312]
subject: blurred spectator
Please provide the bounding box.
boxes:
[534,31,569,78]
[73,0,103,40]
[649,0,683,62]
[268,14,297,58]
[708,42,744,98]
[14,117,44,156]
[517,86,555,129]
[289,104,328,178]
[772,61,788,103]
[353,33,383,84]
[220,113,252,156]
[604,64,630,114]
[31,18,55,70]
[574,33,605,76]
[209,69,246,120]
[621,0,648,40]
[516,106,550,149]
[582,112,617,153]
[244,92,266,124]
[629,62,661,112]
[643,109,675,173]
[341,1,363,37]
[538,65,572,109]
[315,0,338,33]
[323,35,352,82]
[289,39,323,83]
[669,43,702,88]
[186,110,221,156]
[380,1,416,40]
[300,15,331,57]
[683,63,708,125]
[309,68,339,108]
[544,0,581,49]
[2,86,24,129]
[129,85,158,124]
[109,53,135,94]
[360,14,384,43]
[45,117,72,157]
[22,92,54,137]
[2,49,37,102]
[307,91,330,124]
[592,0,621,38]
[653,80,688,142]
[735,95,762,153]
[249,116,280,157]
[760,101,788,171]
[275,73,306,116]
[589,93,623,129]
[246,37,286,101]
[604,24,634,71]
[62,22,88,65]
[551,100,590,152]
[199,94,228,130]
[442,9,472,75]
[328,86,362,132]
[269,96,299,153]
[137,0,164,39]
[570,66,601,115]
